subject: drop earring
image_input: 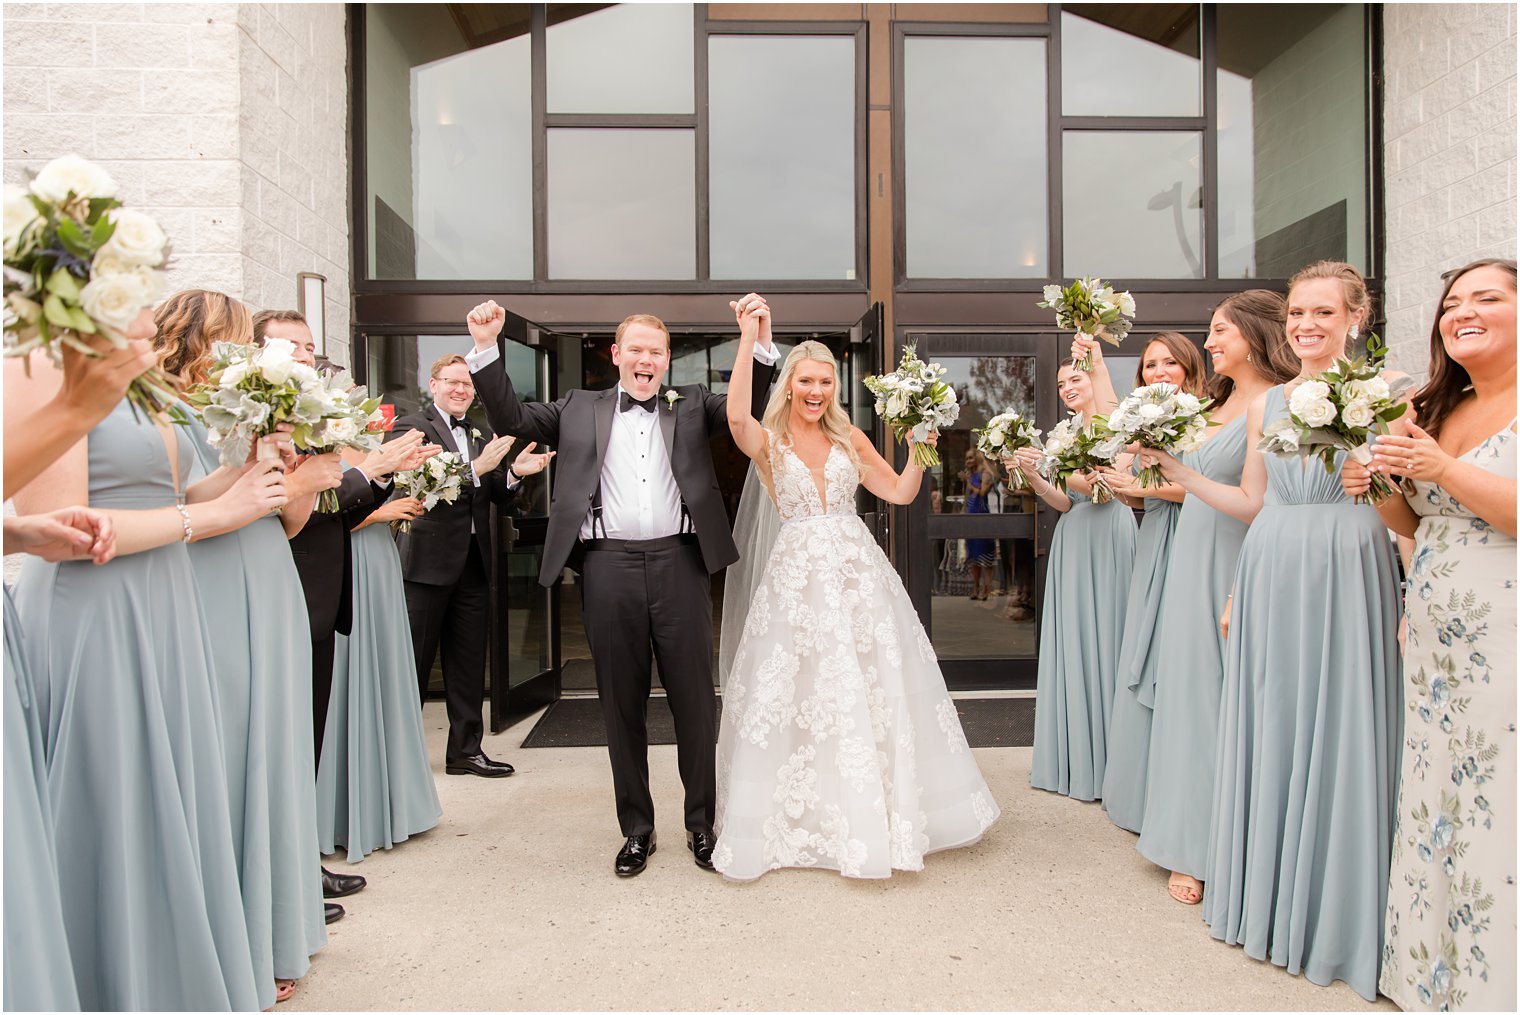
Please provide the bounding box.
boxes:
[1349,325,1360,342]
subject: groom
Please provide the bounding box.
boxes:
[463,298,777,876]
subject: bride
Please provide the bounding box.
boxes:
[712,295,1000,881]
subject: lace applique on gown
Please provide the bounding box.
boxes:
[713,437,1000,880]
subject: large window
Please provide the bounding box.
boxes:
[360,4,861,285]
[898,4,1375,283]
[902,36,1049,279]
[1215,3,1370,277]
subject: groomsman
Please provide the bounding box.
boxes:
[256,309,438,921]
[388,354,553,777]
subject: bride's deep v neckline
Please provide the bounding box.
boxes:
[786,442,838,514]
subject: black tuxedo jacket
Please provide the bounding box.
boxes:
[386,403,518,587]
[472,348,774,586]
[288,468,387,639]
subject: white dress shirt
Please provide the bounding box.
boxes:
[466,339,779,540]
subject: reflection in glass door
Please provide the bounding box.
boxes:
[899,333,1058,691]
[358,327,557,731]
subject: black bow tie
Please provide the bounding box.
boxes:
[448,416,467,430]
[620,392,657,414]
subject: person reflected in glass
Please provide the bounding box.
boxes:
[960,448,997,603]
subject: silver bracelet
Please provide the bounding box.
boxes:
[175,503,194,543]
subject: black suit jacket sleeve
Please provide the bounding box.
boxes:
[337,467,385,529]
[703,350,775,432]
[471,348,565,446]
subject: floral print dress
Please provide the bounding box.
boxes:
[1381,424,1516,1011]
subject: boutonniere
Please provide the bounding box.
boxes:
[663,390,684,411]
[470,426,483,441]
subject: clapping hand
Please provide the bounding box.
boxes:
[511,441,555,478]
[3,508,116,564]
[1370,419,1451,485]
[467,300,506,352]
[471,434,516,476]
[364,429,441,481]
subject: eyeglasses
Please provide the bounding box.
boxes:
[434,378,474,390]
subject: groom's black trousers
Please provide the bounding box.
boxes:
[580,535,715,837]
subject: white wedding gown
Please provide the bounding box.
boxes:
[713,438,1001,881]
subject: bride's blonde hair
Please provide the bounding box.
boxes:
[761,340,862,475]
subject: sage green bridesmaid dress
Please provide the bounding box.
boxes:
[4,588,79,1011]
[1029,485,1137,801]
[1137,415,1248,877]
[1202,386,1402,1001]
[317,522,442,862]
[183,415,326,1006]
[14,399,260,1010]
[1101,490,1181,833]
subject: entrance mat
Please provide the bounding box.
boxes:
[519,696,1034,749]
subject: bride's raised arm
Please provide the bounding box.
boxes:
[725,300,771,464]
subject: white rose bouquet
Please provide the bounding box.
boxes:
[973,410,1042,489]
[1098,383,1214,488]
[3,155,177,418]
[391,452,469,533]
[863,342,959,468]
[1257,334,1415,504]
[1038,415,1123,505]
[1038,277,1137,372]
[185,339,385,511]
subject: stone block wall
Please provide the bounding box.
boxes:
[1383,2,1516,377]
[2,2,350,360]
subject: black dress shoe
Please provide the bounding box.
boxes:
[615,832,656,877]
[322,866,366,899]
[687,829,716,871]
[324,903,345,924]
[445,752,515,778]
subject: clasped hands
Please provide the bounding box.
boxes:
[1340,409,1447,498]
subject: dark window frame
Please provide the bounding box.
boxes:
[349,3,870,296]
[892,3,1384,293]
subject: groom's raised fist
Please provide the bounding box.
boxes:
[467,300,506,351]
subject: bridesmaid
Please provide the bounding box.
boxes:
[1186,261,1403,1000]
[1346,258,1517,1011]
[316,471,443,863]
[1009,360,1136,801]
[2,331,155,1012]
[153,290,340,1007]
[8,309,282,1009]
[1132,292,1298,904]
[1079,332,1209,835]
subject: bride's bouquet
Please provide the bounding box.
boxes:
[1039,277,1136,371]
[864,343,959,468]
[1098,383,1214,488]
[1257,334,1414,504]
[392,452,469,533]
[186,339,385,511]
[3,155,179,418]
[973,410,1042,490]
[1038,416,1123,505]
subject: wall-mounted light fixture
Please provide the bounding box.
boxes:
[295,271,327,357]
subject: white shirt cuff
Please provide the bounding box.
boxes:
[465,344,500,372]
[752,341,780,367]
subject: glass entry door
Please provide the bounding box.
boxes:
[358,321,558,732]
[897,331,1059,691]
